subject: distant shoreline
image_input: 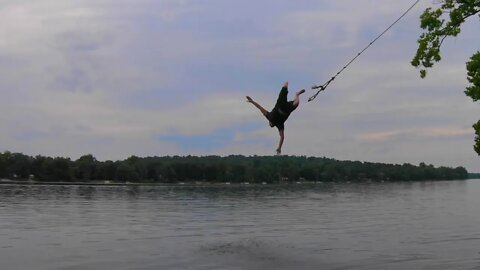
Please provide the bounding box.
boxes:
[0,179,334,187]
[0,179,303,186]
[0,152,470,183]
[1,178,474,187]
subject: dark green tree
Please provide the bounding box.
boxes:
[10,153,32,179]
[74,154,97,181]
[39,157,72,181]
[0,152,32,179]
[412,0,480,154]
[0,151,13,178]
[115,162,139,182]
[96,160,117,180]
[467,52,480,154]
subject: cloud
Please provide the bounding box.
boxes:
[160,123,263,151]
[357,127,473,142]
[0,0,478,172]
[357,130,403,142]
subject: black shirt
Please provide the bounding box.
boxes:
[266,87,297,130]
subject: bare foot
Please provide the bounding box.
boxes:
[276,148,281,155]
[246,96,253,103]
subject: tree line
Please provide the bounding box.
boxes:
[0,151,469,183]
[469,173,480,179]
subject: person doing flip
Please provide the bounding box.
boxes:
[246,81,305,155]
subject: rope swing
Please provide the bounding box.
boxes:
[308,0,422,102]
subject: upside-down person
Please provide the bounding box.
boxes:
[246,81,305,155]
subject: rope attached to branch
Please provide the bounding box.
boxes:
[308,0,421,102]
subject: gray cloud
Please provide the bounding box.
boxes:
[0,0,478,172]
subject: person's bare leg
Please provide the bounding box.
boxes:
[276,129,284,155]
[246,96,269,117]
[292,89,306,107]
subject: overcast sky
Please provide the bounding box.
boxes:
[1,0,479,172]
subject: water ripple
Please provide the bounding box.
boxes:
[0,181,479,270]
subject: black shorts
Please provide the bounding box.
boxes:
[266,87,297,130]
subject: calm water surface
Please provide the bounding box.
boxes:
[1,180,480,270]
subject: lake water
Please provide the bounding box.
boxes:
[1,180,480,270]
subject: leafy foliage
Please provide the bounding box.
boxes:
[412,0,480,77]
[0,152,469,183]
[412,0,480,154]
[466,51,480,102]
[474,120,480,154]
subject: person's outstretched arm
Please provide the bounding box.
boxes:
[276,129,284,155]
